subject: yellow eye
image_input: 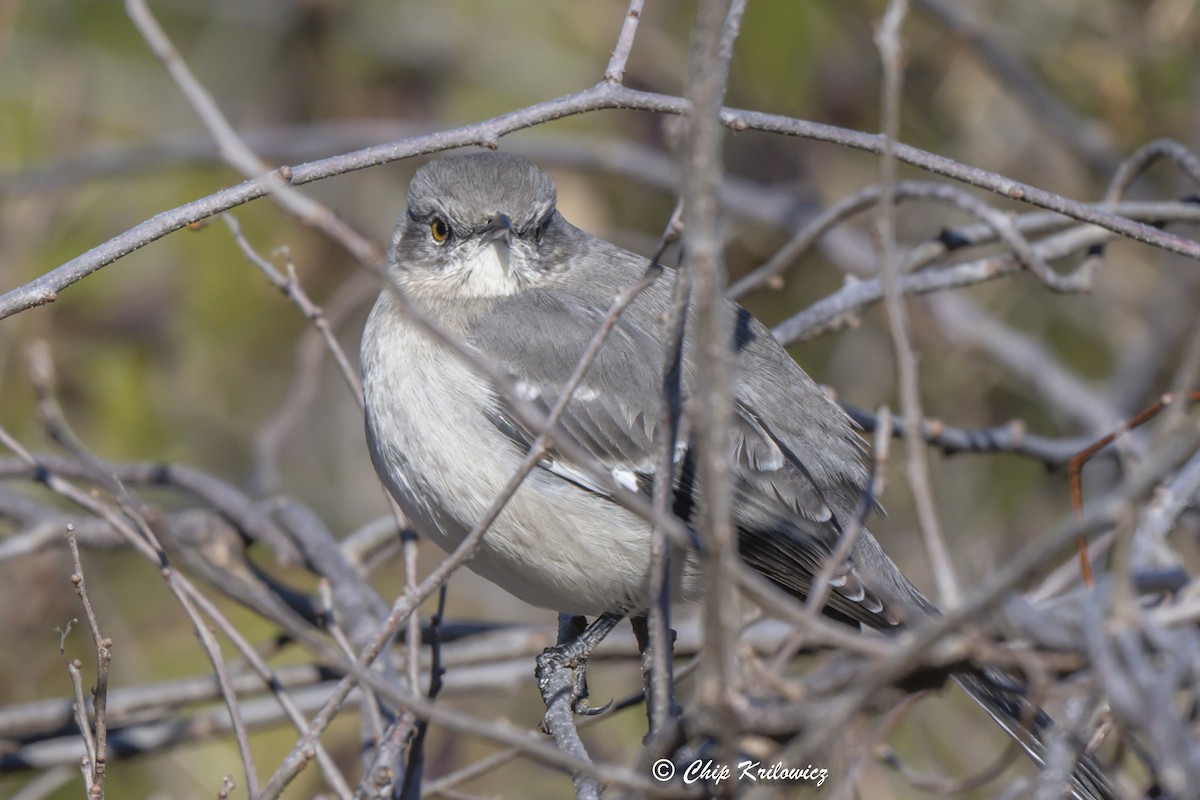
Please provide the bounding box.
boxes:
[430,218,450,243]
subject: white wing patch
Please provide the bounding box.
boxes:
[540,457,607,495]
[537,456,647,497]
[514,380,541,401]
[611,467,640,492]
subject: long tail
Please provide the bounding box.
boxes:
[953,670,1117,800]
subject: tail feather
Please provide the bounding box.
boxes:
[953,671,1117,800]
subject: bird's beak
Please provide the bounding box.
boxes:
[482,213,513,247]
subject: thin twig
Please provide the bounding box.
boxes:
[874,0,960,607]
[0,455,300,565]
[770,201,1200,345]
[124,0,383,271]
[400,504,422,762]
[257,237,678,800]
[539,615,602,800]
[928,292,1122,434]
[55,619,96,795]
[222,214,362,405]
[2,422,266,796]
[28,362,266,795]
[395,584,447,800]
[779,422,1200,756]
[881,728,1022,794]
[603,0,645,84]
[804,408,893,624]
[913,0,1117,176]
[188,578,353,800]
[646,201,687,747]
[251,271,378,493]
[1105,138,1200,202]
[7,84,1200,321]
[763,406,895,676]
[65,529,110,798]
[684,0,742,754]
[173,578,262,795]
[843,405,1099,467]
[9,353,365,796]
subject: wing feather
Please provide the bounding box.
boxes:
[464,281,896,628]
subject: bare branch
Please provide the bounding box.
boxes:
[914,0,1118,175]
[5,5,1199,796]
[684,0,742,748]
[64,530,110,798]
[1105,138,1200,202]
[603,0,645,85]
[54,619,95,795]
[125,0,383,271]
[222,214,363,405]
[5,85,1200,322]
[875,0,959,606]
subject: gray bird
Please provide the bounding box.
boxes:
[361,151,1114,799]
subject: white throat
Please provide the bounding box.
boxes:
[451,242,519,299]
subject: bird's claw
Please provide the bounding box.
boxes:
[536,645,611,717]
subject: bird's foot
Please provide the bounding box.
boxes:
[536,645,611,716]
[536,612,624,717]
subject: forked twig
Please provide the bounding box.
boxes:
[1067,390,1200,586]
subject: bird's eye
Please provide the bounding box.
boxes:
[430,218,450,243]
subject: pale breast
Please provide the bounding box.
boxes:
[361,290,695,615]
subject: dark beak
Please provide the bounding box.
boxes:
[482,213,512,246]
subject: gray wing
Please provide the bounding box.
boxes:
[466,283,901,628]
[466,288,666,495]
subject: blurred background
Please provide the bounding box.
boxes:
[1,1,1199,797]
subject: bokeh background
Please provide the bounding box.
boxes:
[1,1,1198,797]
